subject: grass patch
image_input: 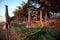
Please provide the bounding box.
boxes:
[29,28,36,31]
[13,23,60,40]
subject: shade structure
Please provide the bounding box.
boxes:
[3,5,10,30]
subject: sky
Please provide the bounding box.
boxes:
[0,0,28,17]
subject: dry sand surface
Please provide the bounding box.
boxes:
[0,22,20,40]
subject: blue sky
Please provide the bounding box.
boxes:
[0,0,28,17]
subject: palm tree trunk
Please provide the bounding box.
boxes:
[27,11,31,28]
[45,13,48,22]
[40,10,43,26]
